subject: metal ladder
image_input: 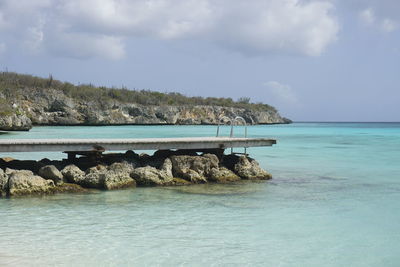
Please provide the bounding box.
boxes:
[216,116,248,155]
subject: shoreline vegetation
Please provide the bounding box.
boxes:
[0,72,291,131]
[0,149,272,198]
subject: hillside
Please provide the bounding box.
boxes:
[0,72,291,131]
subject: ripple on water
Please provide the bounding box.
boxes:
[164,181,267,196]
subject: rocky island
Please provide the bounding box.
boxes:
[0,72,290,131]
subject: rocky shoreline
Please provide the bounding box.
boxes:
[0,86,290,131]
[0,150,272,197]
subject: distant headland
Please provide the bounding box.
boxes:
[0,72,291,131]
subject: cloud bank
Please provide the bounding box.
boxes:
[0,0,339,59]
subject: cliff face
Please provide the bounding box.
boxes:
[0,87,290,130]
[18,88,289,126]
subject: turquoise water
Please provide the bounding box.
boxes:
[1,123,400,266]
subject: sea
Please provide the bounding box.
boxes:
[0,122,399,266]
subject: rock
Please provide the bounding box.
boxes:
[202,154,219,168]
[125,150,140,160]
[63,162,136,190]
[103,171,135,190]
[234,156,272,180]
[183,169,207,183]
[5,168,14,175]
[170,155,218,183]
[0,159,45,173]
[1,157,15,162]
[131,158,174,186]
[52,183,88,194]
[208,167,241,183]
[80,165,107,188]
[101,153,139,166]
[39,165,64,185]
[8,169,55,196]
[108,161,135,173]
[39,158,52,165]
[61,164,85,183]
[221,154,240,170]
[171,178,192,186]
[103,162,136,190]
[0,114,32,131]
[131,167,171,186]
[0,169,9,197]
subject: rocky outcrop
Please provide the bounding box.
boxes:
[170,154,218,183]
[0,114,32,131]
[208,167,240,183]
[0,150,273,197]
[234,156,272,180]
[4,87,289,127]
[61,162,136,189]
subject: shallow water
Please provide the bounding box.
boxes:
[1,123,400,266]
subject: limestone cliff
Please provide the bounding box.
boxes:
[14,88,289,126]
[0,73,291,130]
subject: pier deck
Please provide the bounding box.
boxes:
[0,137,276,153]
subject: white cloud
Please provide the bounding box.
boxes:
[264,81,299,106]
[358,5,399,33]
[359,8,375,25]
[0,0,339,60]
[381,18,398,32]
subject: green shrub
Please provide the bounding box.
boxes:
[0,71,277,112]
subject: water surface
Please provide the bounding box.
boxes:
[1,123,400,266]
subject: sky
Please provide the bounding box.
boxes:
[0,0,399,122]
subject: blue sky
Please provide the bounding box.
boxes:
[0,0,399,121]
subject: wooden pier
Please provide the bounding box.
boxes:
[0,137,276,153]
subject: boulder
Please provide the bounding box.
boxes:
[0,114,32,131]
[103,171,136,190]
[234,156,272,180]
[103,162,136,190]
[131,158,173,186]
[0,169,9,197]
[8,169,55,196]
[108,161,135,173]
[61,164,85,184]
[208,167,241,183]
[80,165,107,188]
[170,155,218,183]
[63,162,136,190]
[39,165,64,185]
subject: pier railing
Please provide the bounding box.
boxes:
[216,116,248,155]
